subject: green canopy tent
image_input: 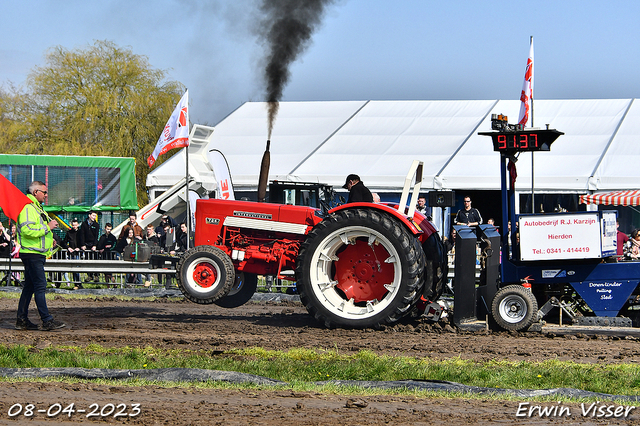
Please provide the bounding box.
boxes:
[0,154,138,224]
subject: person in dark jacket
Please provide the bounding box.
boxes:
[175,223,189,253]
[97,223,117,285]
[80,211,99,251]
[115,228,139,284]
[443,228,456,254]
[63,219,82,286]
[0,222,10,258]
[159,224,177,288]
[159,224,173,252]
[144,224,160,245]
[342,174,373,204]
[115,228,135,255]
[63,219,81,251]
[80,211,100,282]
[155,214,177,238]
[48,232,67,288]
[455,196,482,227]
[97,223,117,257]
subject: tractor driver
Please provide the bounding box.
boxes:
[342,174,373,204]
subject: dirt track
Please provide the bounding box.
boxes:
[1,292,639,425]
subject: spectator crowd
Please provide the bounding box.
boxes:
[1,211,190,289]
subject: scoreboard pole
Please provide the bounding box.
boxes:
[532,149,535,213]
[500,153,510,263]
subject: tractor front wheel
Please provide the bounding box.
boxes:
[296,208,424,328]
[177,245,235,304]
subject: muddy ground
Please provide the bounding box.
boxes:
[1,291,639,425]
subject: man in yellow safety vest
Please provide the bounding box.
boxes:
[16,181,66,331]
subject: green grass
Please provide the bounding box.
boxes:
[0,292,637,401]
[0,344,639,397]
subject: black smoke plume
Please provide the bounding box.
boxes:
[260,0,335,138]
[257,0,335,202]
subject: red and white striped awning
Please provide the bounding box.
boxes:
[580,190,640,206]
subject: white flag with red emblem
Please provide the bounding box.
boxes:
[148,90,189,167]
[518,39,534,126]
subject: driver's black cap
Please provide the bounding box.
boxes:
[342,174,360,189]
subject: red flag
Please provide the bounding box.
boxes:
[508,159,517,190]
[518,38,534,126]
[0,173,31,222]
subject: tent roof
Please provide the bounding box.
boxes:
[147,99,639,193]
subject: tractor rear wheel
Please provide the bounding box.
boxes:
[296,208,424,328]
[214,272,258,308]
[491,285,538,331]
[177,245,235,304]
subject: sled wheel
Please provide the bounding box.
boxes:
[491,285,539,331]
[214,272,258,308]
[177,245,235,304]
[296,208,424,328]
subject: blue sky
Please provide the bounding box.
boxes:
[2,0,640,125]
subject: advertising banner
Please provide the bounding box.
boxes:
[601,211,617,257]
[519,213,605,261]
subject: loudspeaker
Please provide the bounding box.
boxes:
[429,191,456,208]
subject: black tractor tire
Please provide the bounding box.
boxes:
[296,208,425,329]
[491,285,539,331]
[214,272,258,308]
[177,245,235,304]
[422,231,448,302]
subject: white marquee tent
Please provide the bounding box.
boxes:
[146,99,640,196]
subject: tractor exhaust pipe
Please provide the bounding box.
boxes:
[257,139,270,202]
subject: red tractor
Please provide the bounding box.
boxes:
[176,162,448,328]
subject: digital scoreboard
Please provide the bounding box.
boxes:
[478,129,564,153]
[478,114,564,153]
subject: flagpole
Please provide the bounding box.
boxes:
[530,35,535,128]
[147,90,190,251]
[529,36,535,213]
[185,148,190,250]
